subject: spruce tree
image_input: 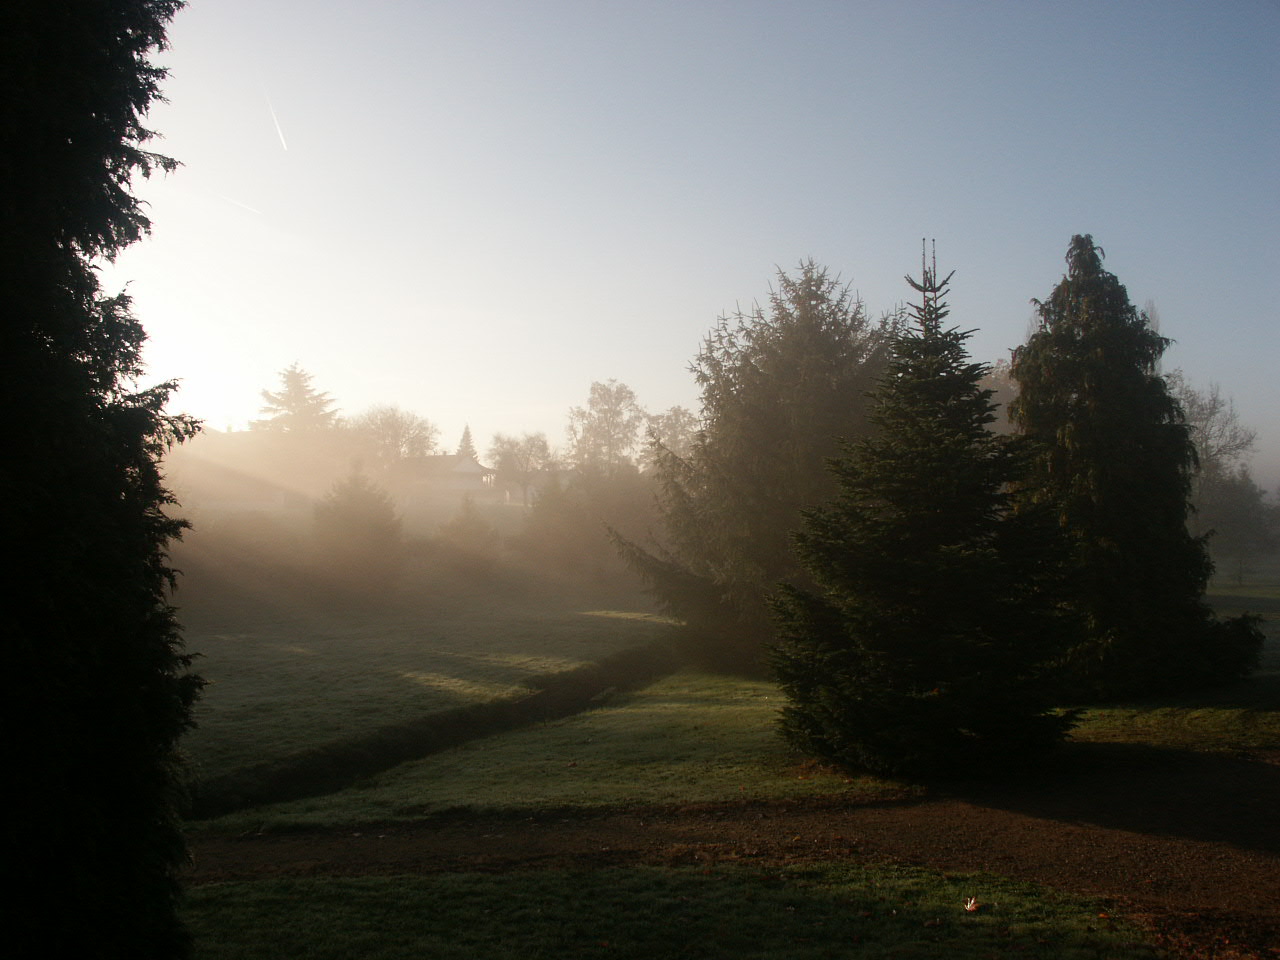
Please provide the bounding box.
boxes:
[456,424,478,460]
[614,261,899,672]
[1010,236,1261,698]
[772,251,1073,778]
[2,1,201,955]
[255,362,339,432]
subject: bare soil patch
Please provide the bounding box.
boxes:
[188,743,1280,958]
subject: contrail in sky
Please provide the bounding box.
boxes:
[217,194,263,216]
[266,95,289,151]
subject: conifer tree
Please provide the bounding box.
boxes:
[772,250,1073,777]
[456,424,478,460]
[615,261,899,671]
[2,1,201,954]
[255,362,339,432]
[1011,236,1260,697]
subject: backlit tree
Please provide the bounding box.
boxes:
[255,362,339,432]
[772,252,1072,777]
[2,1,201,954]
[615,261,900,671]
[1010,235,1260,697]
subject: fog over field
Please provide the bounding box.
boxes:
[17,3,1280,957]
[99,0,1279,488]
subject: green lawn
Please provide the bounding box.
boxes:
[195,671,918,832]
[180,572,1280,960]
[186,864,1157,960]
[178,565,674,783]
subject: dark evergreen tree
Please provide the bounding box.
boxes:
[614,261,900,672]
[771,251,1073,778]
[254,362,339,432]
[1,1,202,955]
[1010,235,1261,698]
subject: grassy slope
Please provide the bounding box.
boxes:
[181,574,1278,959]
[179,566,673,783]
[196,672,919,832]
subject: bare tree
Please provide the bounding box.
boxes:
[1166,369,1256,484]
[346,404,439,471]
[488,432,553,505]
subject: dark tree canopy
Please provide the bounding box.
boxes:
[1010,235,1261,697]
[615,261,900,671]
[772,253,1073,778]
[2,1,200,956]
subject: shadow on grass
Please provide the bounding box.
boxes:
[188,640,682,819]
[954,740,1280,855]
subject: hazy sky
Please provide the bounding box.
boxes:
[102,0,1279,483]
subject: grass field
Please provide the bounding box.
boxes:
[179,566,1280,958]
[178,563,674,784]
[186,865,1157,960]
[195,671,920,832]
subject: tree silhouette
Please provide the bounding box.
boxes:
[567,380,646,476]
[1011,235,1261,697]
[2,1,201,955]
[456,424,479,460]
[772,252,1073,777]
[255,362,338,432]
[489,432,553,506]
[615,261,900,671]
[314,470,404,593]
[347,404,439,472]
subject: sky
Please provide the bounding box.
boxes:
[101,0,1280,485]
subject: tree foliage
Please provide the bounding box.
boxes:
[615,261,900,671]
[488,431,554,506]
[567,379,647,476]
[772,254,1073,778]
[1010,235,1261,697]
[2,1,200,954]
[456,424,478,460]
[436,495,501,572]
[347,404,439,471]
[313,470,404,593]
[644,405,698,464]
[254,362,339,432]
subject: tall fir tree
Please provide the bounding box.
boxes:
[614,261,900,672]
[456,423,478,460]
[1010,235,1260,698]
[2,1,202,955]
[772,250,1074,778]
[254,362,339,432]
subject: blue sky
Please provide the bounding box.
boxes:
[103,0,1279,482]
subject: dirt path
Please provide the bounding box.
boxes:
[187,743,1280,958]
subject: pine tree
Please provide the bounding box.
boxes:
[255,362,338,432]
[456,424,478,460]
[771,250,1073,778]
[2,1,201,954]
[1010,235,1261,697]
[313,470,405,594]
[614,261,900,672]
